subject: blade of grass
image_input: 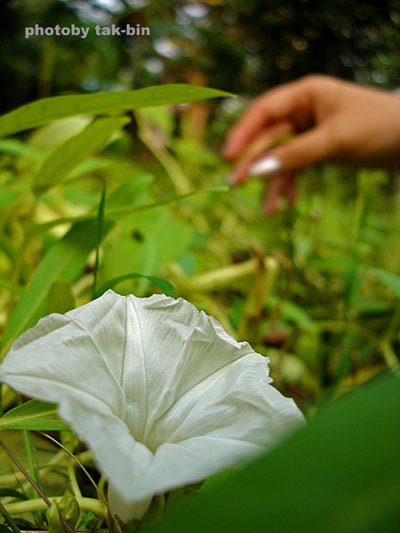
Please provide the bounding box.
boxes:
[93,183,107,299]
[22,429,42,526]
[33,116,129,195]
[29,185,229,237]
[0,501,20,533]
[373,268,400,298]
[0,450,92,489]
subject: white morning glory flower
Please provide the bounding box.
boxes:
[0,291,304,523]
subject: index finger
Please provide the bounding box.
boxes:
[223,78,311,160]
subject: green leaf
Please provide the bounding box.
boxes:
[0,85,234,138]
[77,512,99,530]
[1,219,110,357]
[0,139,44,161]
[33,116,130,194]
[373,268,400,298]
[46,491,80,533]
[0,502,20,533]
[157,373,400,533]
[95,273,177,299]
[0,489,27,501]
[0,400,69,431]
[46,280,76,315]
[0,190,18,209]
[67,157,112,181]
[1,177,154,356]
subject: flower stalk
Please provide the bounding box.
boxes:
[176,256,279,294]
[3,497,107,519]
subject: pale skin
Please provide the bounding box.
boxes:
[223,75,400,214]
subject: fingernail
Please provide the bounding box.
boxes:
[249,156,282,176]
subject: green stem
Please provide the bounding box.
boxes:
[385,302,400,342]
[0,440,49,505]
[0,450,92,489]
[380,341,399,372]
[4,497,106,519]
[176,256,278,294]
[22,430,36,500]
[29,185,227,237]
[67,461,82,499]
[22,428,45,526]
[0,440,75,533]
[136,110,191,195]
[0,500,20,533]
[316,320,377,341]
[379,303,400,371]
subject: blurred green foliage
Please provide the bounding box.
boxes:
[0,86,399,409]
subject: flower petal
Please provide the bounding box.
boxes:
[0,291,154,500]
[107,352,304,499]
[122,295,261,445]
[0,291,304,513]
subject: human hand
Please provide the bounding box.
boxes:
[223,75,400,214]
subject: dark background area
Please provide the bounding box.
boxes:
[2,0,400,113]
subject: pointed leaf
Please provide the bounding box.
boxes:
[0,400,69,431]
[46,280,76,315]
[95,273,177,299]
[33,116,130,194]
[1,219,110,357]
[0,85,233,138]
[1,177,154,356]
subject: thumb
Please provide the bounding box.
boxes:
[269,125,331,173]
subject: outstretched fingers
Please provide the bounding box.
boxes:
[223,79,312,160]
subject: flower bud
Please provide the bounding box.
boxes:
[46,490,80,532]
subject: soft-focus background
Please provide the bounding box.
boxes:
[0,1,400,530]
[2,0,400,108]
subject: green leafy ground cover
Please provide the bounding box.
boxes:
[0,85,399,532]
